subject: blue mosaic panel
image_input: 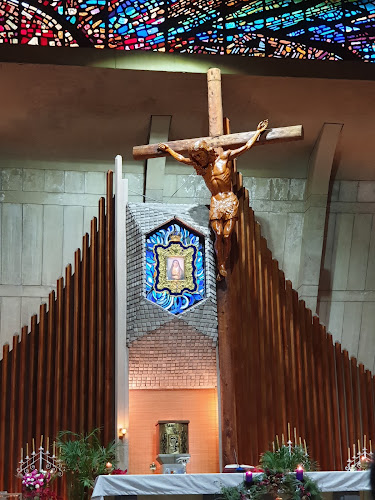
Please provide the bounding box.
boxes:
[167,0,224,54]
[344,0,375,61]
[145,222,205,315]
[226,0,265,56]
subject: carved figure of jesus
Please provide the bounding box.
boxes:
[158,119,268,279]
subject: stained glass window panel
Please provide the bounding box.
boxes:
[226,0,265,56]
[344,0,375,61]
[108,0,165,50]
[145,221,206,316]
[167,0,224,54]
[0,0,18,43]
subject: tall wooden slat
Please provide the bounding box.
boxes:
[366,370,375,443]
[54,279,64,435]
[335,343,347,469]
[62,265,72,431]
[80,234,89,432]
[273,260,287,438]
[247,207,261,462]
[0,344,10,489]
[255,223,268,452]
[45,291,55,442]
[9,335,20,492]
[309,315,321,462]
[343,350,355,451]
[20,326,28,460]
[292,289,303,440]
[359,364,369,445]
[234,183,247,464]
[97,198,106,429]
[27,315,38,449]
[299,302,313,453]
[321,331,335,469]
[36,304,47,443]
[351,357,361,443]
[72,250,81,435]
[88,218,98,431]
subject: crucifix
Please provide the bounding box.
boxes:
[133,68,303,279]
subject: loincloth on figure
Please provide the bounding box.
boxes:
[209,192,239,222]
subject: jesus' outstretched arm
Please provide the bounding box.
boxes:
[158,143,193,165]
[227,119,268,160]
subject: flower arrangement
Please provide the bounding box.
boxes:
[22,469,58,499]
[111,469,128,475]
[220,441,321,500]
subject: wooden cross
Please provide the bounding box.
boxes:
[132,69,304,468]
[133,68,303,160]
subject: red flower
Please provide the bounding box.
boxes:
[111,469,128,475]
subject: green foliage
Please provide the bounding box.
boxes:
[220,471,322,500]
[57,428,117,499]
[260,446,318,473]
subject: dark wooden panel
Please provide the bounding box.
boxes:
[88,218,98,431]
[97,198,106,429]
[63,264,72,432]
[335,343,347,470]
[80,234,90,432]
[72,250,81,433]
[105,170,115,444]
[350,357,361,444]
[0,344,10,489]
[343,350,355,452]
[45,291,55,442]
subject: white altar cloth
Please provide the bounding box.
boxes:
[91,471,371,500]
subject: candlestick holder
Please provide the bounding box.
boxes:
[16,444,65,479]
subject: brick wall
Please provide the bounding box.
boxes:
[129,388,219,474]
[129,319,217,389]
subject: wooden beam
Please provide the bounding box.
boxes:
[133,125,304,160]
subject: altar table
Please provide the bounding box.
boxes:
[91,471,371,500]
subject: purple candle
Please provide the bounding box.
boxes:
[245,471,253,485]
[296,466,303,481]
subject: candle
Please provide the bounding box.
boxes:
[32,438,35,453]
[299,437,302,447]
[358,440,361,453]
[370,440,372,454]
[40,435,43,448]
[288,423,291,442]
[364,435,366,450]
[276,435,280,450]
[282,433,285,445]
[47,437,50,452]
[272,442,275,453]
[304,439,307,455]
[348,447,351,462]
[296,466,303,481]
[26,443,29,458]
[245,471,253,485]
[353,444,356,457]
[294,427,297,447]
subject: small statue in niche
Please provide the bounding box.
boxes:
[158,119,268,279]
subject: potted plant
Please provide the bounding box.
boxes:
[57,428,117,499]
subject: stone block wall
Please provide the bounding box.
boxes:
[317,180,375,372]
[0,165,108,347]
[129,319,217,389]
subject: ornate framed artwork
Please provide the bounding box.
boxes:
[145,220,205,315]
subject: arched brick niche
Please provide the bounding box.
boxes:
[129,318,217,390]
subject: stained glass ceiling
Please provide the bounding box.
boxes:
[0,0,374,61]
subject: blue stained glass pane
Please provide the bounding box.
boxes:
[145,222,206,316]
